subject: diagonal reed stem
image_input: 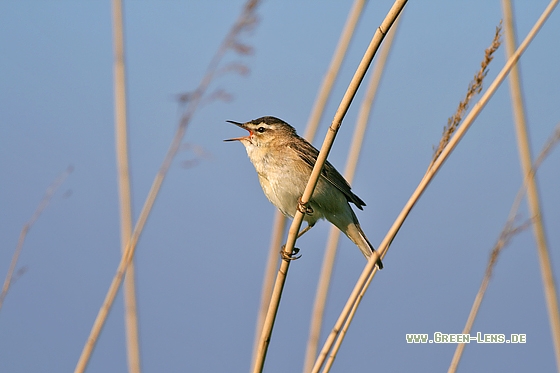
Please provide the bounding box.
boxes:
[447,121,560,373]
[303,12,402,373]
[74,2,261,372]
[251,2,408,372]
[251,1,367,370]
[0,166,73,312]
[312,1,558,372]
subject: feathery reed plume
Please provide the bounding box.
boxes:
[74,2,261,372]
[431,22,502,167]
[448,121,560,373]
[0,166,73,312]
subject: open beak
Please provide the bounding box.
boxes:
[224,120,251,142]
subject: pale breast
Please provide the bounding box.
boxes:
[245,142,326,224]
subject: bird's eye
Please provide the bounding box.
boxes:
[257,127,265,133]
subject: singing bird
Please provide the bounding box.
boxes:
[225,116,382,269]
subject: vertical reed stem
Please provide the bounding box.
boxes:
[112,1,142,372]
[502,0,560,370]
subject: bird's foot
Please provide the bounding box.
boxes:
[297,197,313,215]
[280,246,301,261]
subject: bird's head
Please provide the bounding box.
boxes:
[224,116,297,148]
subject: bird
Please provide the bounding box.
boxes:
[224,116,382,269]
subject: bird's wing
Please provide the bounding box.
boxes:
[288,138,366,210]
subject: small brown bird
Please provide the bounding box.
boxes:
[225,116,382,269]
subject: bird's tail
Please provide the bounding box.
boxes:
[342,211,383,269]
[351,222,384,269]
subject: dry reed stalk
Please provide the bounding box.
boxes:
[251,2,407,372]
[112,1,141,372]
[503,0,560,368]
[322,264,377,373]
[312,2,558,370]
[0,166,73,311]
[74,2,261,372]
[250,211,285,373]
[251,1,367,370]
[303,13,401,373]
[319,20,502,373]
[429,27,506,373]
[302,0,369,142]
[448,121,560,373]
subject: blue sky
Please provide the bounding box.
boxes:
[1,1,559,372]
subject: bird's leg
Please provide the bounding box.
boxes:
[279,198,312,261]
[297,223,313,238]
[279,223,314,261]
